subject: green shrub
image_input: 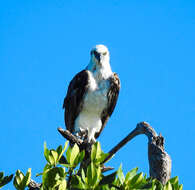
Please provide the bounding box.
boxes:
[1,141,183,190]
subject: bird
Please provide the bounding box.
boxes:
[63,44,120,143]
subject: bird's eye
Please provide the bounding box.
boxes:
[93,51,98,56]
[91,50,98,56]
[103,52,107,56]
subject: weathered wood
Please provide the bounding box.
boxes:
[148,133,172,185]
[28,180,41,190]
[103,122,171,185]
[57,127,83,146]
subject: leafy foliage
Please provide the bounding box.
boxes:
[13,169,31,190]
[1,141,183,190]
[0,172,13,188]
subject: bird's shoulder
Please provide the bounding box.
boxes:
[68,70,90,89]
[63,69,90,109]
[108,72,120,91]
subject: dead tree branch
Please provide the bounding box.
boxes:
[28,180,41,190]
[57,127,83,146]
[102,122,172,185]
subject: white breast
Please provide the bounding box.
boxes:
[74,71,110,142]
[84,75,109,113]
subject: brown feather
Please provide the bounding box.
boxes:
[95,73,120,138]
[63,70,90,133]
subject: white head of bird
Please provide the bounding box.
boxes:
[86,44,112,79]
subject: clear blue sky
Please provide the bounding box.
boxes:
[0,0,194,189]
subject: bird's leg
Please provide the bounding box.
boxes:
[73,128,88,142]
[87,128,96,144]
[79,128,88,140]
[72,131,80,138]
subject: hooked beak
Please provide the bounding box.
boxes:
[94,51,101,62]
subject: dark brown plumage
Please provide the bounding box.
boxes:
[96,73,120,138]
[63,70,90,133]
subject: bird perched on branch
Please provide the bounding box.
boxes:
[63,45,120,143]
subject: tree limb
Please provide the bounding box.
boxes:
[28,180,41,190]
[102,127,139,164]
[57,127,83,146]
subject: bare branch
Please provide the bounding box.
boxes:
[57,127,83,146]
[28,180,41,190]
[102,128,138,164]
[102,122,171,185]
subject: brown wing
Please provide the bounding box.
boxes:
[95,73,120,139]
[63,70,90,133]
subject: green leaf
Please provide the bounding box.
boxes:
[13,169,31,190]
[42,167,66,189]
[87,162,101,187]
[74,150,85,166]
[96,152,109,164]
[125,167,138,184]
[56,145,63,156]
[0,173,3,180]
[91,142,109,165]
[99,171,117,185]
[0,173,13,188]
[51,150,58,165]
[152,184,157,190]
[178,184,183,190]
[79,150,85,162]
[66,145,72,164]
[43,163,52,173]
[143,173,147,180]
[72,175,87,189]
[36,173,43,177]
[157,182,163,190]
[91,142,104,162]
[44,142,69,166]
[13,170,25,190]
[129,172,143,188]
[95,142,102,160]
[91,142,97,161]
[48,154,55,166]
[168,176,179,190]
[117,164,125,185]
[59,155,70,168]
[70,143,80,166]
[20,168,31,189]
[164,182,172,190]
[93,165,101,186]
[44,142,50,163]
[100,185,110,190]
[87,162,95,186]
[58,141,68,161]
[169,176,178,185]
[81,169,86,184]
[61,163,71,168]
[58,179,67,190]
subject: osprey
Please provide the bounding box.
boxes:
[63,45,120,143]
